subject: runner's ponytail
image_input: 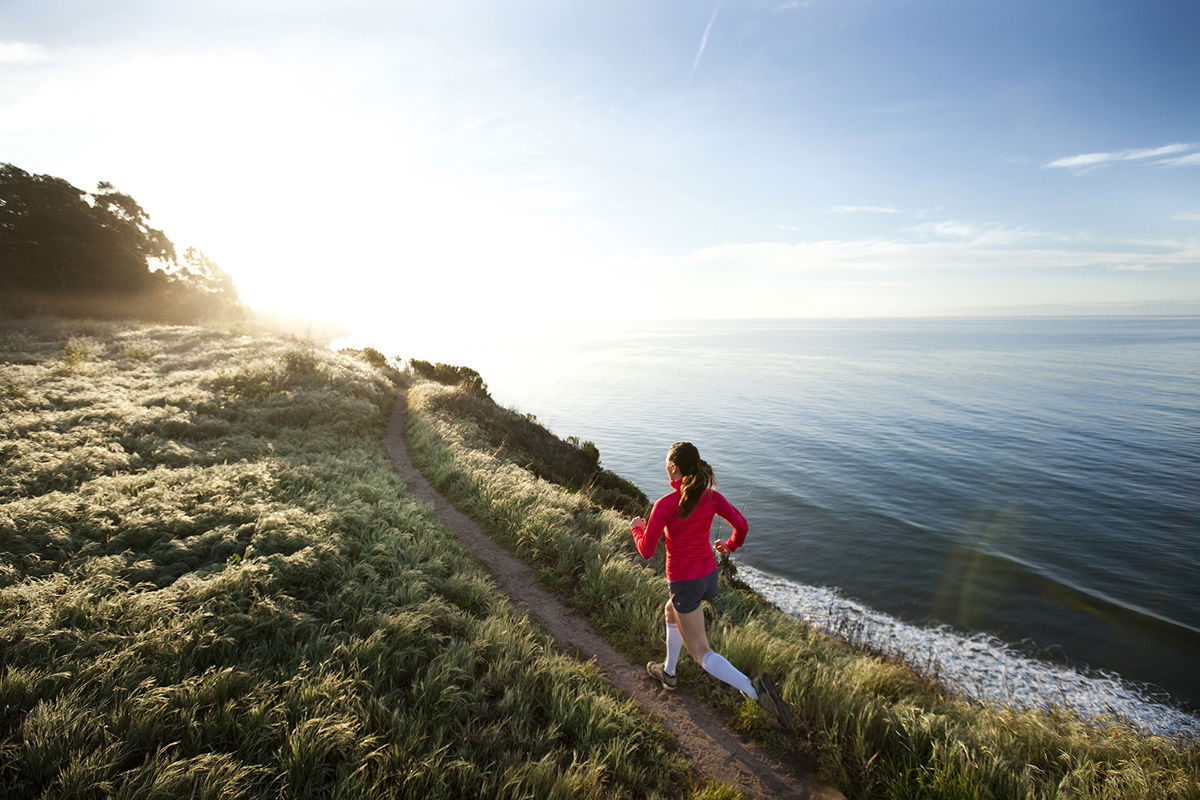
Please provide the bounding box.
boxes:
[670,442,716,519]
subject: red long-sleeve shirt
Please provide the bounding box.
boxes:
[631,479,749,581]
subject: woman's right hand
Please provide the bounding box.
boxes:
[631,516,646,530]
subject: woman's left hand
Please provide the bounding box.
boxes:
[713,540,730,554]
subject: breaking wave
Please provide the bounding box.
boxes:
[737,563,1200,739]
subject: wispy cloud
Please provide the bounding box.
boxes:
[1174,211,1200,223]
[1045,142,1197,172]
[826,205,901,214]
[688,1,722,84]
[906,220,1048,246]
[652,229,1200,275]
[909,220,976,238]
[0,41,50,65]
[1156,152,1200,168]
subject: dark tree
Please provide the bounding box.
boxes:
[0,163,242,322]
[160,246,244,322]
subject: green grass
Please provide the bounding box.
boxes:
[405,379,1200,800]
[0,317,727,800]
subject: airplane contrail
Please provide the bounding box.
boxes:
[688,1,722,84]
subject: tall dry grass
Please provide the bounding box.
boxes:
[0,318,733,800]
[405,379,1200,800]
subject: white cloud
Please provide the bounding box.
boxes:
[906,220,1045,246]
[648,231,1200,275]
[909,220,976,238]
[1045,142,1196,172]
[588,230,1200,319]
[1156,152,1200,168]
[1123,144,1192,159]
[1174,211,1200,223]
[0,41,49,65]
[826,205,901,214]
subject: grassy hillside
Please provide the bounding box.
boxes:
[0,318,735,800]
[405,380,1200,800]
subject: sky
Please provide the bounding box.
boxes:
[2,0,1198,337]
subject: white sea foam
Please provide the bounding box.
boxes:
[737,563,1200,739]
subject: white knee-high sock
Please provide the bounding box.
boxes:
[664,623,683,675]
[700,651,758,699]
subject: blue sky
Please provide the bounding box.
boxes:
[2,0,1197,330]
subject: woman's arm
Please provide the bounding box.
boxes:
[713,491,749,553]
[630,498,671,559]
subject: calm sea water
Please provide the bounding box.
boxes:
[346,316,1200,735]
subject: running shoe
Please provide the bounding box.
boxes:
[647,662,678,690]
[752,673,795,729]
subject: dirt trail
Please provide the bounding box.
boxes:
[384,394,845,800]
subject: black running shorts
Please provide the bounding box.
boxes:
[669,567,719,614]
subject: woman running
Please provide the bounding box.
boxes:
[630,442,790,725]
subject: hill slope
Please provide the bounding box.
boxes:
[0,318,726,800]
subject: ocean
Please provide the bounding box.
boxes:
[342,316,1200,736]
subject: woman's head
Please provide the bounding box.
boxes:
[668,441,715,518]
[668,441,700,476]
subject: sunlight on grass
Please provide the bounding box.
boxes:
[0,317,719,799]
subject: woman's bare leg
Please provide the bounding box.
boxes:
[669,601,756,698]
[669,602,711,663]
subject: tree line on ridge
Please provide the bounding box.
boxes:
[1,162,243,323]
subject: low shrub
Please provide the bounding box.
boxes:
[421,383,647,516]
[61,336,103,368]
[408,359,490,398]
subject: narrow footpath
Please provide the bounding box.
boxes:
[384,393,845,800]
